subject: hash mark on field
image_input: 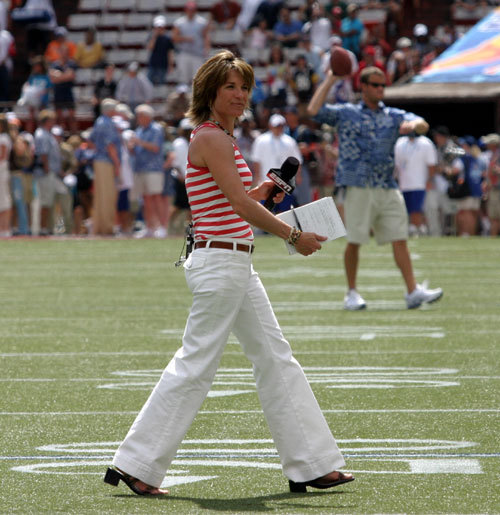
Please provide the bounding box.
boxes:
[95,366,459,391]
[160,325,445,341]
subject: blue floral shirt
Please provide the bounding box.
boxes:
[315,101,417,189]
[90,115,122,164]
[134,121,164,173]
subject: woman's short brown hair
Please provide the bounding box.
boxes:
[186,50,254,127]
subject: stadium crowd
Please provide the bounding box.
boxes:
[0,0,499,238]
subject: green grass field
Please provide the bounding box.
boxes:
[1,235,499,514]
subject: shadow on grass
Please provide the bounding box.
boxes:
[112,490,356,512]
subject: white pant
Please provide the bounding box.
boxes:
[113,246,345,487]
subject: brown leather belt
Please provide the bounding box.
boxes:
[194,240,254,253]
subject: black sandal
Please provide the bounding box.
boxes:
[289,471,355,493]
[104,467,168,496]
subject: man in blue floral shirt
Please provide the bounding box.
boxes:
[90,98,121,235]
[308,66,443,310]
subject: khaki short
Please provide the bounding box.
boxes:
[487,189,500,219]
[344,186,409,245]
[0,166,11,211]
[457,196,481,211]
[132,171,164,198]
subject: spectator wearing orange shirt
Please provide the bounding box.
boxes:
[44,26,76,64]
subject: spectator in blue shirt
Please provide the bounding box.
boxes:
[452,136,487,236]
[340,3,364,58]
[272,6,303,48]
[308,66,443,311]
[89,98,121,235]
[130,104,166,238]
[34,109,61,235]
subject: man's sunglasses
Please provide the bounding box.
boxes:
[365,81,386,88]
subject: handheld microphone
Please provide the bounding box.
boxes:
[263,156,300,210]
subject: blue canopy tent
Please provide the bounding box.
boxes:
[384,8,500,134]
[414,7,500,84]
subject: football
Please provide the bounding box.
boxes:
[330,47,352,76]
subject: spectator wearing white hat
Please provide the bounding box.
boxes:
[116,62,154,112]
[250,113,302,198]
[130,104,166,238]
[413,23,433,61]
[147,15,175,86]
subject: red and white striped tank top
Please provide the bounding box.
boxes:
[185,121,254,241]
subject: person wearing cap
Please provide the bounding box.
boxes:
[171,2,211,87]
[116,62,154,112]
[74,28,105,69]
[353,45,386,91]
[0,113,12,237]
[251,113,302,205]
[340,3,364,59]
[107,49,353,498]
[482,133,500,236]
[34,109,61,235]
[89,98,122,235]
[412,23,432,61]
[44,26,77,64]
[146,15,175,86]
[130,104,166,238]
[308,66,443,310]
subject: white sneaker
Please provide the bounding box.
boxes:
[134,228,155,239]
[344,289,367,311]
[154,226,168,239]
[406,282,443,309]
